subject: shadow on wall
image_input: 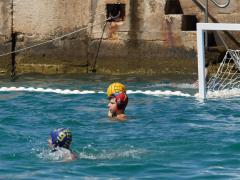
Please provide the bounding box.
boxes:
[164,0,183,14]
[129,0,141,41]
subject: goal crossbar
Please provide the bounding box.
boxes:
[197,23,240,99]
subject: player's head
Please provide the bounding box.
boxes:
[107,82,126,97]
[49,128,72,149]
[108,92,128,112]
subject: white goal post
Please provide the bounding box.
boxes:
[197,23,240,99]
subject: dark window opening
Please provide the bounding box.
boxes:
[106,3,125,22]
[164,0,183,15]
[181,15,197,31]
[206,31,217,47]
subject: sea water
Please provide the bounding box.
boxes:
[1,74,240,179]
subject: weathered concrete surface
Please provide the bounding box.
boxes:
[13,0,91,74]
[180,0,240,49]
[0,0,12,74]
[14,0,91,36]
[0,0,239,76]
[89,0,197,75]
[88,39,197,75]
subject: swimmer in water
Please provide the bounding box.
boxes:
[107,82,128,121]
[48,128,77,161]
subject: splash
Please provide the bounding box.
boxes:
[78,144,146,160]
[37,147,73,161]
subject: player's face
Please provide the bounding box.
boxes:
[108,98,117,113]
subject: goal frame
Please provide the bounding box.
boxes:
[197,23,240,99]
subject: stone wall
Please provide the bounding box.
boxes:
[180,0,240,49]
[90,0,197,75]
[0,0,11,74]
[0,0,239,75]
[13,0,92,74]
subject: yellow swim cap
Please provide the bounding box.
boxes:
[107,82,126,97]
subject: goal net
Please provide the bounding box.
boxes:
[197,23,240,99]
[207,50,240,96]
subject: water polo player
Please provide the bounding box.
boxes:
[107,82,128,120]
[48,128,77,161]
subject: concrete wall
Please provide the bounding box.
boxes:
[0,0,239,75]
[13,0,91,74]
[0,0,11,74]
[180,0,240,49]
[90,0,196,75]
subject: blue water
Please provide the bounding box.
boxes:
[1,74,240,179]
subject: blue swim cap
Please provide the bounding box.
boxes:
[50,128,72,149]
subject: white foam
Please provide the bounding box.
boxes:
[0,86,96,95]
[127,90,191,97]
[78,147,146,160]
[0,86,192,97]
[150,83,196,89]
[195,88,240,99]
[37,147,73,161]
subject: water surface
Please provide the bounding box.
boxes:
[1,74,240,179]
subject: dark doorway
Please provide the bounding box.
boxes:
[106,3,126,22]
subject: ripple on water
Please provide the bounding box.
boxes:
[1,76,240,179]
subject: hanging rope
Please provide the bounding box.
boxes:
[11,33,17,79]
[0,13,120,76]
[0,17,111,58]
[90,13,121,72]
[90,21,107,73]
